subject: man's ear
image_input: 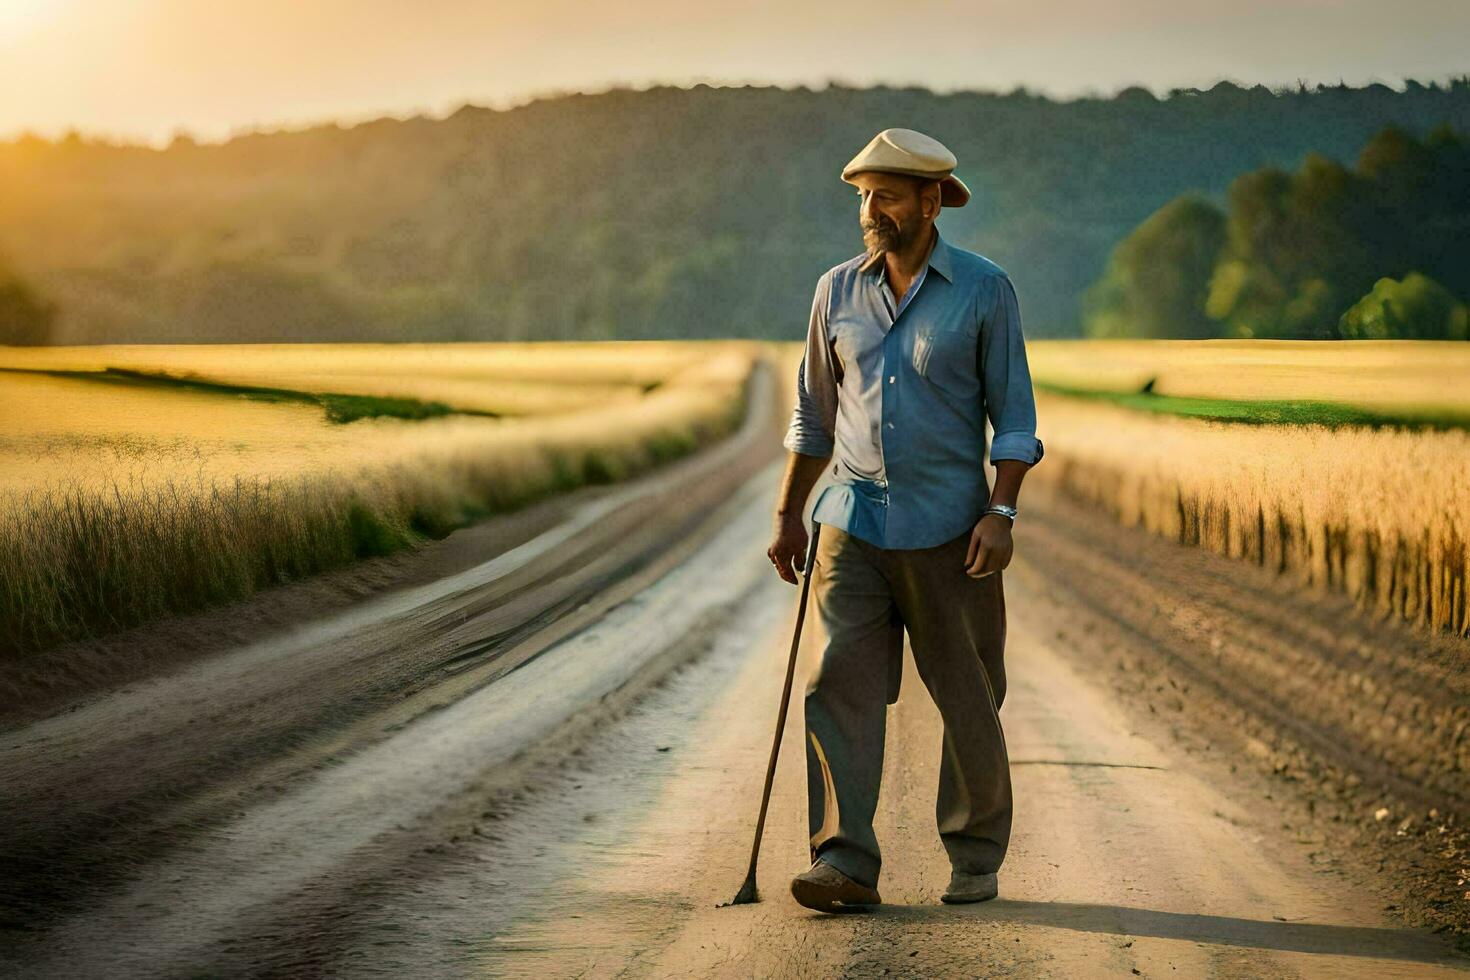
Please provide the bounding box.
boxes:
[922,180,942,219]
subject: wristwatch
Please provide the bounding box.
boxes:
[984,502,1018,523]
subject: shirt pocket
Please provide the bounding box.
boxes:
[909,313,980,396]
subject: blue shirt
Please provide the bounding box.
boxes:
[782,226,1045,550]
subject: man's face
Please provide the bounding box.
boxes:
[853,172,935,254]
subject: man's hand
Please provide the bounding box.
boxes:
[965,513,1014,578]
[768,513,810,585]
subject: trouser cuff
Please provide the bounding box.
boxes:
[813,842,881,890]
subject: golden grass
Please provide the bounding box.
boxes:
[0,341,704,417]
[1028,338,1470,425]
[0,342,761,662]
[1026,387,1470,639]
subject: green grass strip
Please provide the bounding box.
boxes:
[0,366,499,424]
[1034,379,1470,433]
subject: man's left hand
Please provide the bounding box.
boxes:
[965,513,1014,578]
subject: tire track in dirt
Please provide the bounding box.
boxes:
[1020,483,1467,813]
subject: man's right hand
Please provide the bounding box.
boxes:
[767,513,810,585]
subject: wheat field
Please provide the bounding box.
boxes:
[0,341,762,664]
[1026,340,1470,639]
[7,334,1464,671]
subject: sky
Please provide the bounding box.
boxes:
[2,0,1467,148]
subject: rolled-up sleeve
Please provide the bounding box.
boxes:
[979,273,1045,466]
[782,271,838,458]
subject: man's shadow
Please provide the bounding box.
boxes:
[809,899,1465,966]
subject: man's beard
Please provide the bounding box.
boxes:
[861,215,915,255]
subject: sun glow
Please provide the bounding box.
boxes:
[0,0,67,42]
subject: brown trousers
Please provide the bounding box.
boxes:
[803,521,1012,890]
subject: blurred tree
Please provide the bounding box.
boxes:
[0,259,57,346]
[1098,123,1470,338]
[1357,124,1470,299]
[1082,195,1225,338]
[1115,85,1158,103]
[1338,273,1469,340]
[1206,153,1376,338]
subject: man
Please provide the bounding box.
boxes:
[767,127,1045,914]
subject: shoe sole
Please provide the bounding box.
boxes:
[940,888,998,904]
[790,877,882,913]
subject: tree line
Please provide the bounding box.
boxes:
[3,77,1470,345]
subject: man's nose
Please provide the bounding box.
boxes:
[860,192,877,222]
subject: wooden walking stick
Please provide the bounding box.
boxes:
[718,520,822,907]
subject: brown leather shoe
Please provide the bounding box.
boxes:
[790,858,882,913]
[941,869,998,904]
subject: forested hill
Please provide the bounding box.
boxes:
[4,78,1470,345]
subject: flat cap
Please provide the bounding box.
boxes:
[841,127,971,207]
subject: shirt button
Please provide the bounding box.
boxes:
[888,375,895,384]
[886,422,895,429]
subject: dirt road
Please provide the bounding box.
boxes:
[3,370,1467,977]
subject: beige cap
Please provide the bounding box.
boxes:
[841,127,971,207]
